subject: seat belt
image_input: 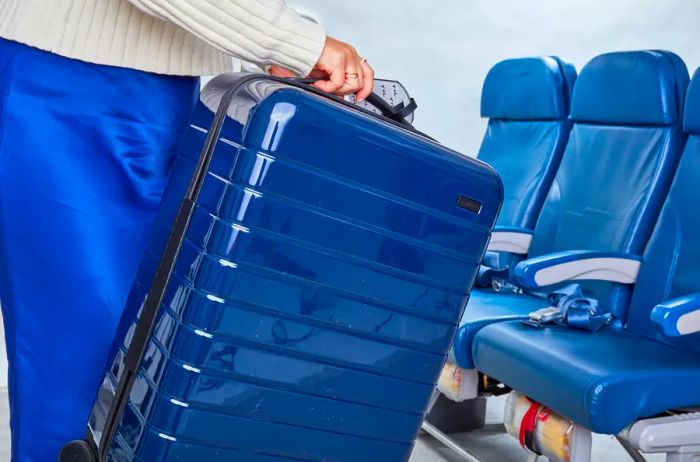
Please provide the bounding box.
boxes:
[475,251,521,293]
[477,250,611,330]
[475,265,509,288]
[525,284,612,332]
[477,253,610,330]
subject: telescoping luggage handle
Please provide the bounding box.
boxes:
[58,74,424,462]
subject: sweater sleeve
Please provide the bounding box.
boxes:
[128,0,326,77]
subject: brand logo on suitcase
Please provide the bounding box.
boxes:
[456,195,482,214]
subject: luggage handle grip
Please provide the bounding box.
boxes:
[293,77,418,126]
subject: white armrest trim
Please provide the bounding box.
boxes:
[678,310,700,335]
[487,232,532,255]
[534,258,641,286]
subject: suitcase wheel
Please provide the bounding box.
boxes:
[59,439,97,462]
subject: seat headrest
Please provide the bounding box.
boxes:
[571,50,688,126]
[481,56,573,121]
[684,68,700,134]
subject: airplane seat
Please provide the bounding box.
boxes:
[626,67,700,357]
[476,56,575,273]
[442,57,575,374]
[473,65,700,449]
[450,50,689,374]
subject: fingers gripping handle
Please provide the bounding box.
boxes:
[295,77,418,126]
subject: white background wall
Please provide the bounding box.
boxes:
[289,0,700,154]
[1,1,699,389]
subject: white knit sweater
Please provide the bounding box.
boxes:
[0,0,326,77]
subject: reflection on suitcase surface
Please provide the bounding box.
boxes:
[75,74,502,461]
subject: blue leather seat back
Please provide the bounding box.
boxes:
[627,68,700,355]
[527,51,689,319]
[551,56,577,120]
[478,56,575,230]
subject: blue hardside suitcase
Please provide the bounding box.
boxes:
[62,74,503,462]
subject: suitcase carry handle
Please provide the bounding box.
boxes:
[293,77,419,126]
[78,73,428,461]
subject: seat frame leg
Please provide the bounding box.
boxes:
[425,394,488,434]
[420,421,482,462]
[616,436,648,462]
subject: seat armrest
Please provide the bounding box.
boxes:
[514,250,641,290]
[650,293,700,337]
[487,226,534,254]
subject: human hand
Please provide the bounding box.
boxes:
[269,36,374,102]
[311,37,374,102]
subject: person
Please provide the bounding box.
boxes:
[0,0,374,460]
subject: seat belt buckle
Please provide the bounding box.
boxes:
[528,306,564,324]
[492,278,522,294]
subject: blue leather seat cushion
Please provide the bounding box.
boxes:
[481,57,568,120]
[452,289,549,369]
[473,322,700,434]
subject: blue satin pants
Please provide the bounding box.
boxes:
[0,38,199,461]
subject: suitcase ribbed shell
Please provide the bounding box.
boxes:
[88,75,502,462]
